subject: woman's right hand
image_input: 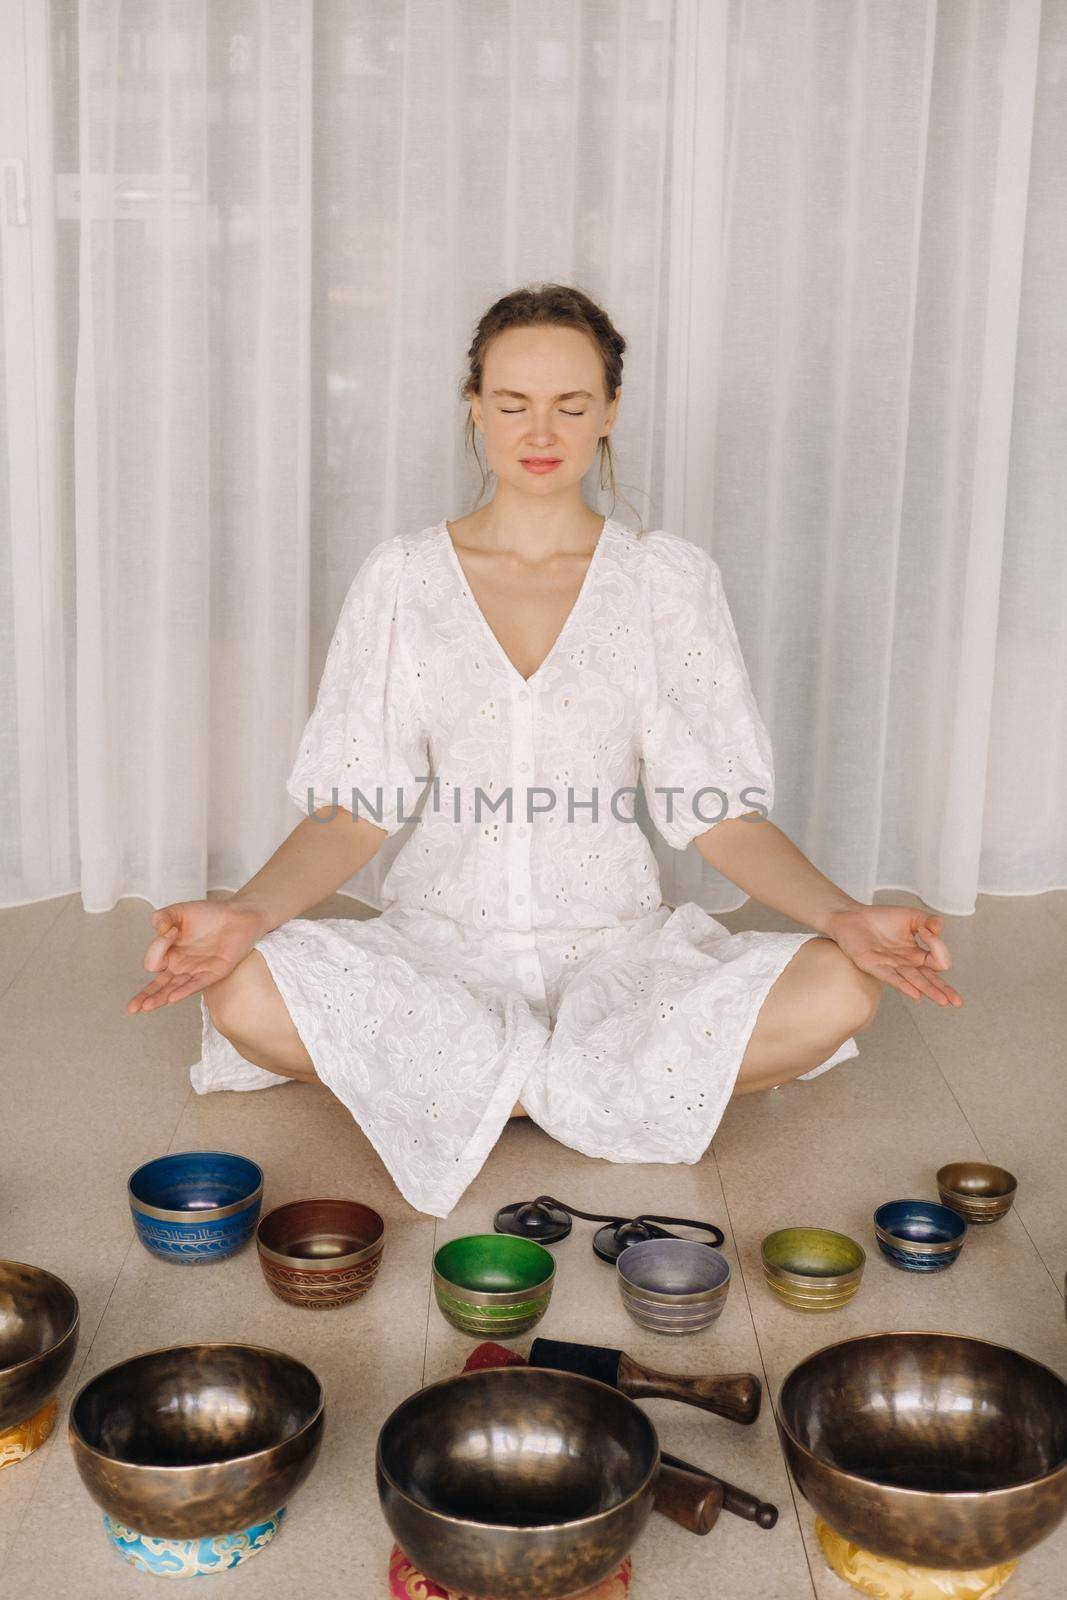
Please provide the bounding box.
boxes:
[126,899,268,1015]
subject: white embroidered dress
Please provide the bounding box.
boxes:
[191,518,859,1216]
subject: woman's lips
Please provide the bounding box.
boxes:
[520,459,562,474]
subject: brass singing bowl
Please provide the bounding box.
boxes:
[69,1343,325,1539]
[777,1331,1067,1569]
[0,1260,80,1433]
[377,1366,659,1599]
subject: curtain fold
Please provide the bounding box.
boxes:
[0,0,1063,918]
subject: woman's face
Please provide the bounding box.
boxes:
[470,324,621,497]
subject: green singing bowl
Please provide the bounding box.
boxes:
[377,1366,658,1599]
[0,1259,80,1434]
[777,1331,1067,1569]
[432,1234,555,1339]
[69,1343,325,1539]
[761,1228,865,1312]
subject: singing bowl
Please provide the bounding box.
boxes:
[936,1163,1018,1225]
[128,1151,263,1264]
[256,1199,385,1308]
[874,1200,966,1272]
[761,1228,865,1311]
[0,1259,80,1434]
[433,1234,555,1338]
[777,1331,1067,1569]
[376,1367,659,1599]
[616,1239,730,1335]
[69,1343,325,1539]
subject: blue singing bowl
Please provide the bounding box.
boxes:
[873,1199,966,1273]
[128,1152,264,1265]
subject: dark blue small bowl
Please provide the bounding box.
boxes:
[128,1152,264,1265]
[873,1199,966,1273]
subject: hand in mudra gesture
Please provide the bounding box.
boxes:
[126,899,264,1015]
[826,905,963,1008]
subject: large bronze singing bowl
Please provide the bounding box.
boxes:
[0,1259,80,1432]
[69,1343,325,1539]
[777,1331,1067,1569]
[377,1367,659,1599]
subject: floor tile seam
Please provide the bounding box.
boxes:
[420,1218,438,1388]
[707,1143,820,1600]
[898,1001,1062,1297]
[0,895,74,1007]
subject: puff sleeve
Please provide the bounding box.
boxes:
[638,533,775,850]
[286,538,429,835]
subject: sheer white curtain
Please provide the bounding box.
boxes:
[0,0,1063,921]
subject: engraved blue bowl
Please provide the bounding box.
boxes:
[873,1199,966,1273]
[128,1152,263,1265]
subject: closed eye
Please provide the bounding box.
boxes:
[501,408,585,416]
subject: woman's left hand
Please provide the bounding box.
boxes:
[824,904,963,1008]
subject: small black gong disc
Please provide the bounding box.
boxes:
[593,1220,669,1263]
[494,1199,572,1244]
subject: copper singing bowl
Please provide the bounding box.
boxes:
[777,1331,1067,1569]
[0,1259,80,1433]
[377,1367,659,1599]
[69,1343,325,1539]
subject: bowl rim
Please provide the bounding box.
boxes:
[776,1329,1067,1501]
[935,1162,1018,1199]
[873,1223,964,1254]
[128,1151,264,1223]
[376,1366,659,1533]
[256,1198,385,1268]
[432,1270,554,1310]
[68,1341,325,1474]
[873,1199,966,1239]
[760,1227,867,1279]
[433,1233,556,1297]
[0,1259,81,1379]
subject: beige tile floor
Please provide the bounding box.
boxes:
[1,888,1066,1598]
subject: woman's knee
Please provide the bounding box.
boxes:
[203,950,270,1040]
[806,937,883,1037]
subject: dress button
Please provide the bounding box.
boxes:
[518,688,529,700]
[516,893,526,905]
[518,826,529,838]
[518,762,530,773]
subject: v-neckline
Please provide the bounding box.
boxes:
[440,517,613,687]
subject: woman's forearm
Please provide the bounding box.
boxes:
[229,808,387,936]
[692,816,862,935]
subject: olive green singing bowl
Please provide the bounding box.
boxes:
[761,1228,866,1311]
[432,1234,555,1339]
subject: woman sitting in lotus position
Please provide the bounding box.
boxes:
[127,284,961,1219]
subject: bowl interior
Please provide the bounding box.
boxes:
[0,1262,79,1370]
[258,1199,382,1260]
[762,1228,864,1278]
[129,1152,262,1214]
[937,1163,1017,1201]
[434,1235,553,1296]
[780,1333,1067,1493]
[617,1239,729,1295]
[874,1201,965,1246]
[72,1346,321,1467]
[379,1368,654,1526]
